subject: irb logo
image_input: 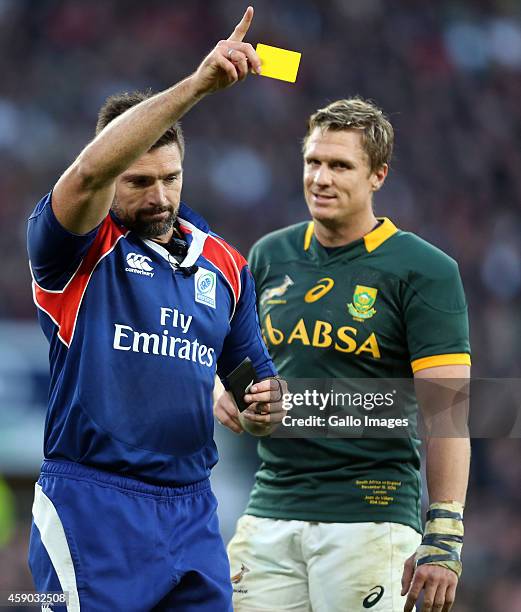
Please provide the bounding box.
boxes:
[194,268,217,308]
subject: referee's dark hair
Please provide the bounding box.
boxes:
[96,90,185,159]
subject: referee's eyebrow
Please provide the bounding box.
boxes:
[123,171,181,181]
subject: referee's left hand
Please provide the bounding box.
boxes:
[242,377,287,426]
[214,378,287,436]
[402,554,458,612]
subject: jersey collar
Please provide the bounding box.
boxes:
[363,218,399,252]
[304,217,398,255]
[177,202,210,234]
[142,201,210,268]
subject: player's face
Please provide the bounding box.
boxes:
[303,128,387,227]
[113,144,183,240]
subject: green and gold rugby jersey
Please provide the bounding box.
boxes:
[245,218,470,533]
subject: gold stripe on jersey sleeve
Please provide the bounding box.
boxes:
[303,221,315,251]
[411,353,471,373]
[364,218,398,252]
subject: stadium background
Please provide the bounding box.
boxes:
[0,0,520,609]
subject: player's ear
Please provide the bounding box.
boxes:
[371,164,388,191]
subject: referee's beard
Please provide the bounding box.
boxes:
[111,197,178,239]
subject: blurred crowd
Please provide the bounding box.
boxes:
[1,0,520,609]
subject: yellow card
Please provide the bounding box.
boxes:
[256,43,301,83]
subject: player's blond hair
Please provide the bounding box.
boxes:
[303,98,394,172]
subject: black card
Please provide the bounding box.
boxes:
[226,357,258,412]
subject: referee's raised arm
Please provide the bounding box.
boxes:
[51,6,260,235]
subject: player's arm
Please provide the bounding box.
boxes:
[52,6,261,235]
[420,364,470,506]
[402,363,470,612]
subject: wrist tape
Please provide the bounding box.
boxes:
[415,501,464,577]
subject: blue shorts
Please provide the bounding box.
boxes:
[28,460,232,611]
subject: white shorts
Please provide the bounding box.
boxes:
[227,515,421,612]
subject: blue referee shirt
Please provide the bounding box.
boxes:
[27,192,276,485]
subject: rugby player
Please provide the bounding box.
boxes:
[215,98,470,612]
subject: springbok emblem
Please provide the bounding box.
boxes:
[231,563,251,584]
[260,275,294,306]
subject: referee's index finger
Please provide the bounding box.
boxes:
[227,6,254,42]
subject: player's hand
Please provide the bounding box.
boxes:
[191,6,261,96]
[401,554,458,612]
[214,390,244,434]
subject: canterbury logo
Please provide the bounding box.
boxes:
[125,252,154,277]
[127,253,153,271]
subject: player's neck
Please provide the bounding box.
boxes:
[313,211,378,248]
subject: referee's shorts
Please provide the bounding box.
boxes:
[28,460,232,611]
